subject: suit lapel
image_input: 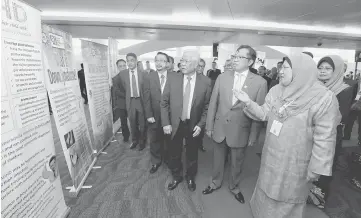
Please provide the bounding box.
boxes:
[125,69,131,95]
[232,72,255,108]
[226,71,235,108]
[191,74,202,108]
[152,71,161,93]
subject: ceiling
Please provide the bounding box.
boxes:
[28,0,361,49]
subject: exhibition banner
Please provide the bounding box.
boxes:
[254,51,266,69]
[108,38,122,134]
[42,25,95,190]
[1,1,69,217]
[81,40,113,152]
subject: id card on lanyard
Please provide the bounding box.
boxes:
[270,100,294,137]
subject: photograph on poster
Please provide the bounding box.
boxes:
[64,130,75,148]
[42,155,58,182]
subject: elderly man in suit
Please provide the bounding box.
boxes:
[118,53,147,151]
[143,52,174,174]
[202,45,267,204]
[161,50,212,191]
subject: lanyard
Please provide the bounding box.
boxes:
[279,99,294,114]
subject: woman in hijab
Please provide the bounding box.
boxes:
[308,55,354,208]
[233,53,341,218]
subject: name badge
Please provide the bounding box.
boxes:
[270,120,283,136]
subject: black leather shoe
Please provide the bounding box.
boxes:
[129,142,138,149]
[150,164,161,174]
[138,145,145,151]
[168,179,183,190]
[199,146,206,152]
[235,192,245,204]
[188,179,196,192]
[202,186,216,195]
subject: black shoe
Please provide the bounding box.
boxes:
[129,142,138,149]
[123,137,129,143]
[138,145,145,151]
[199,146,206,152]
[202,186,216,195]
[168,179,183,190]
[235,192,245,204]
[150,163,161,174]
[187,179,196,192]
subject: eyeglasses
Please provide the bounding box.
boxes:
[281,66,291,70]
[231,55,250,61]
[180,59,192,64]
[155,60,167,63]
[197,65,205,68]
[318,67,333,71]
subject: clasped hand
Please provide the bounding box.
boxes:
[232,89,251,105]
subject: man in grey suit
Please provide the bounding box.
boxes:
[118,53,147,151]
[161,50,212,192]
[202,45,267,204]
[143,52,174,173]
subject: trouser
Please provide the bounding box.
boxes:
[314,125,343,198]
[128,98,146,146]
[149,123,170,165]
[168,120,199,181]
[344,109,361,141]
[210,140,247,195]
[80,85,88,104]
[119,109,130,140]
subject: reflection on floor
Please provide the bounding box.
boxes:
[52,105,361,218]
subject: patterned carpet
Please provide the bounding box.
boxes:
[50,104,361,218]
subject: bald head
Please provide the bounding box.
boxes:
[180,50,200,75]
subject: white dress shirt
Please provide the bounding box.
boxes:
[157,70,167,94]
[129,68,140,97]
[232,69,248,105]
[183,73,197,119]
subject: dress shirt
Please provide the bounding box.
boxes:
[183,72,197,119]
[232,69,248,105]
[129,68,140,97]
[157,70,167,94]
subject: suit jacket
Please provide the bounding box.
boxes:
[143,70,175,126]
[161,73,212,139]
[112,73,126,110]
[118,69,147,112]
[206,71,267,148]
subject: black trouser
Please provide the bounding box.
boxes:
[314,125,343,198]
[169,120,199,181]
[149,123,170,165]
[344,109,361,141]
[119,109,130,141]
[128,98,146,146]
[80,84,88,104]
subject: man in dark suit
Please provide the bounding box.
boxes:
[143,52,174,173]
[113,59,130,142]
[202,45,267,204]
[161,50,212,191]
[77,63,88,104]
[118,53,147,151]
[195,58,207,152]
[207,61,221,88]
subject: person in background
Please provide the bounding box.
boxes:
[258,66,271,89]
[145,61,156,74]
[203,45,267,205]
[207,61,222,88]
[113,59,130,142]
[143,52,174,174]
[195,58,207,152]
[269,65,280,90]
[309,55,353,209]
[223,59,233,73]
[302,51,314,59]
[167,56,176,72]
[233,53,341,218]
[137,61,145,72]
[177,63,182,73]
[118,53,147,151]
[161,50,211,192]
[77,63,88,104]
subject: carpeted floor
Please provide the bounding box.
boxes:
[51,104,361,218]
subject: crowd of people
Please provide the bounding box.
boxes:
[109,45,361,218]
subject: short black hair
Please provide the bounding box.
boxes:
[126,53,137,60]
[168,56,174,64]
[259,66,266,70]
[146,61,150,63]
[80,63,83,68]
[49,155,56,165]
[212,61,216,64]
[237,45,257,67]
[178,63,181,67]
[156,52,169,62]
[116,59,126,65]
[277,61,283,65]
[200,59,206,65]
[302,51,314,58]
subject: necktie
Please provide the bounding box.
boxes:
[131,70,138,97]
[160,75,165,92]
[181,76,192,120]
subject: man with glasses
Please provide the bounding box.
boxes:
[161,50,212,192]
[203,45,267,204]
[143,52,174,174]
[118,53,147,151]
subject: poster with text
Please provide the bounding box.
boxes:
[1,1,69,217]
[81,40,113,152]
[108,38,121,134]
[42,25,95,189]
